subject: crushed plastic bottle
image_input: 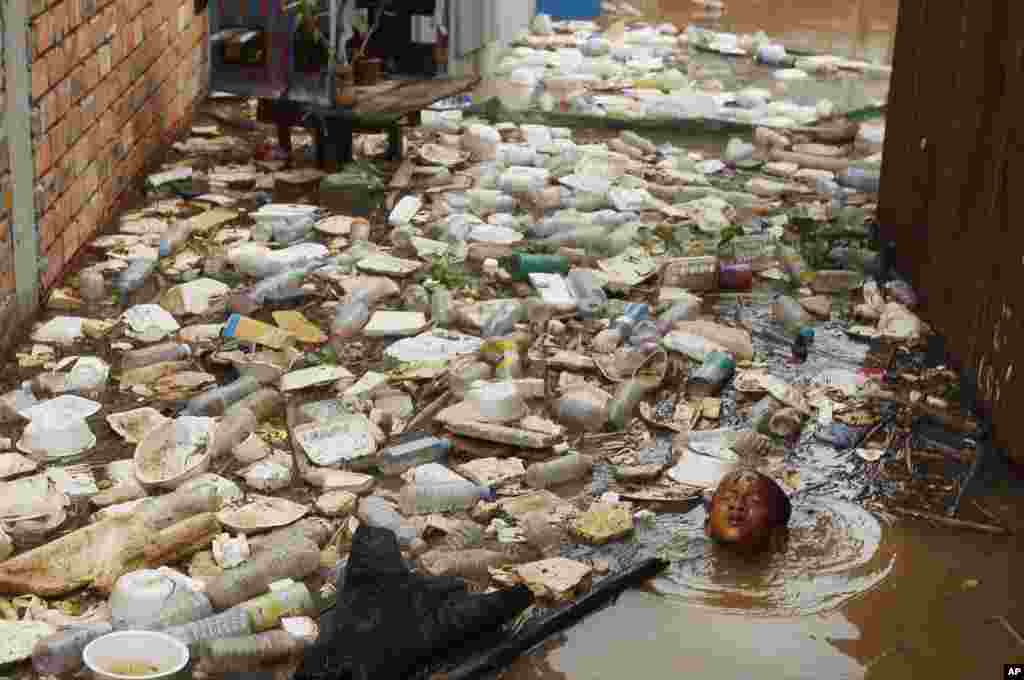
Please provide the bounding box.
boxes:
[399,481,495,515]
[116,257,158,301]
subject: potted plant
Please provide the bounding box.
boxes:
[351,5,385,86]
[284,0,355,105]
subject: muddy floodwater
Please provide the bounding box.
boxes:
[499,2,1024,678]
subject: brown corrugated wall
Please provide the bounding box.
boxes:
[878,0,1023,463]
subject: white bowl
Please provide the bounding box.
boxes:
[83,630,189,680]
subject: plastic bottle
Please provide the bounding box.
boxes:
[121,342,192,371]
[689,351,736,398]
[481,301,524,338]
[329,289,372,349]
[229,268,309,315]
[566,270,607,318]
[399,481,495,515]
[234,580,317,632]
[377,434,453,476]
[357,496,427,553]
[110,569,214,630]
[555,386,611,431]
[32,623,114,676]
[525,452,594,489]
[431,287,453,327]
[227,388,284,421]
[79,267,107,302]
[657,297,702,334]
[420,549,509,581]
[158,221,194,258]
[203,540,321,610]
[116,257,158,301]
[468,189,517,216]
[772,295,811,339]
[836,167,880,193]
[184,375,263,417]
[608,377,659,430]
[593,302,649,352]
[163,608,254,648]
[755,43,794,67]
[500,253,570,282]
[195,630,308,674]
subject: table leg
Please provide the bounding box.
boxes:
[386,125,403,161]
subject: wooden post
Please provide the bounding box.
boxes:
[4,0,40,337]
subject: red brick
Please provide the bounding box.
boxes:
[32,13,53,57]
[61,221,78,264]
[34,138,53,176]
[43,244,63,289]
[40,210,60,250]
[31,60,49,102]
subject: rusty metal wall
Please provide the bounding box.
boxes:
[878,0,1023,463]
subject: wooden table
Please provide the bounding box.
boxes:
[303,75,480,168]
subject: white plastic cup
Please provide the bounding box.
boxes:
[83,631,190,680]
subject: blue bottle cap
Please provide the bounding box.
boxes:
[798,327,816,342]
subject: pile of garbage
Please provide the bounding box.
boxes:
[0,22,984,678]
[483,5,890,126]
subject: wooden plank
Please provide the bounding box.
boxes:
[352,76,479,117]
[878,0,1024,464]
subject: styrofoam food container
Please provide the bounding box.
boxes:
[83,630,189,680]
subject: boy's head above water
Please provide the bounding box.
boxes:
[705,469,792,551]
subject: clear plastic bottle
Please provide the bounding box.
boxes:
[229,268,309,315]
[593,302,648,352]
[377,434,453,476]
[110,569,214,630]
[657,297,702,334]
[431,286,453,327]
[481,300,524,338]
[627,320,664,352]
[420,549,509,581]
[468,189,517,216]
[121,342,192,371]
[273,216,315,244]
[566,270,607,318]
[357,496,427,553]
[329,289,372,350]
[116,257,158,301]
[227,388,284,421]
[162,608,254,648]
[32,622,114,676]
[525,452,594,489]
[158,221,194,258]
[195,630,308,674]
[183,375,263,417]
[79,267,107,302]
[836,167,880,193]
[398,481,495,515]
[203,541,321,610]
[234,580,317,632]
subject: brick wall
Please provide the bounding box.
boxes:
[28,0,209,290]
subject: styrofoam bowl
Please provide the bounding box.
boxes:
[83,630,189,680]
